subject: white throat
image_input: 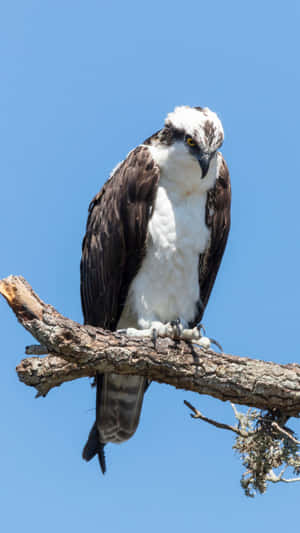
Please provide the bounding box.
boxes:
[145,142,219,196]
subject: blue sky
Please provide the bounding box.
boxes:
[1,1,300,531]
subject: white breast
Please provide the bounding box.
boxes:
[127,180,210,328]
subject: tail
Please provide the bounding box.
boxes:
[82,421,106,474]
[82,373,147,474]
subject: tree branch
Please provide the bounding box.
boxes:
[1,275,300,418]
[184,400,250,437]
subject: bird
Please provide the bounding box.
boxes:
[80,105,231,474]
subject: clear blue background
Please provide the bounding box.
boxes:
[1,1,300,531]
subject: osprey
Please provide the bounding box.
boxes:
[81,105,231,473]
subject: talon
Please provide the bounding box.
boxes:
[197,323,206,336]
[209,338,223,352]
[151,328,157,349]
[170,319,182,338]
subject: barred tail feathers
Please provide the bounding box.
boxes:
[82,373,147,474]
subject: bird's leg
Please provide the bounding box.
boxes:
[117,323,171,350]
[117,321,203,343]
[151,328,158,350]
[170,319,184,339]
[169,319,202,342]
[117,320,183,341]
[207,337,223,352]
[168,320,223,351]
[117,320,223,351]
[192,322,223,351]
[197,323,206,336]
[117,321,172,340]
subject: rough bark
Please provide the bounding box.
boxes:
[1,275,300,416]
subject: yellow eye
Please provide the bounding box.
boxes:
[186,137,196,147]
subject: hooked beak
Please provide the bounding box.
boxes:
[197,153,211,179]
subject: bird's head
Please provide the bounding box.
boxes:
[156,105,224,179]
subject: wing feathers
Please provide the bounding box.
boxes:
[192,154,231,326]
[80,145,160,330]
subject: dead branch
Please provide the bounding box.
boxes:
[1,274,300,418]
[271,421,300,445]
[184,399,250,436]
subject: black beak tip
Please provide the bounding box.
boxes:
[198,155,210,178]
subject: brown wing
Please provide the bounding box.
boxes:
[192,154,231,326]
[80,145,160,330]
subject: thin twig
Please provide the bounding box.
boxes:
[184,400,248,437]
[230,403,239,418]
[271,421,300,445]
[266,467,300,484]
[279,477,300,483]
